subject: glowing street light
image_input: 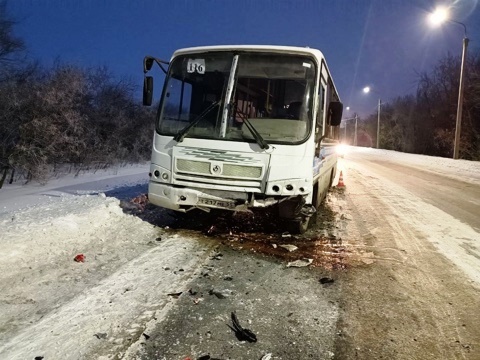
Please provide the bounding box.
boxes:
[341,107,358,146]
[428,6,448,26]
[428,6,469,159]
[363,86,382,149]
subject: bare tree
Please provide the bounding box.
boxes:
[0,0,25,81]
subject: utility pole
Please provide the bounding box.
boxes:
[354,113,358,146]
[377,99,381,149]
[453,36,469,159]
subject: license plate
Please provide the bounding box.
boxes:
[198,198,236,209]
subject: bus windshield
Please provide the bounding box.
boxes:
[157,51,316,145]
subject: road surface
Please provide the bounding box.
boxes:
[0,149,479,359]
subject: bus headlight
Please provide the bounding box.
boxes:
[336,144,348,157]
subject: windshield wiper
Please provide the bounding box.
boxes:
[173,101,219,142]
[236,109,269,150]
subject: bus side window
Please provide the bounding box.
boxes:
[315,84,326,151]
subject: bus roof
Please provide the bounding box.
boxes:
[172,45,326,60]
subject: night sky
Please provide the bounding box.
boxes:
[7,0,480,117]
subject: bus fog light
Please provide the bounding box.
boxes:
[154,170,160,178]
[286,184,294,191]
[161,172,169,180]
[179,195,186,201]
[299,187,305,192]
[272,185,280,192]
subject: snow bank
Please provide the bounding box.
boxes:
[348,147,480,184]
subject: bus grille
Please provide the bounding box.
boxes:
[176,159,262,179]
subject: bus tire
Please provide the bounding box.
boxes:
[312,183,323,209]
[290,217,310,234]
[328,168,335,188]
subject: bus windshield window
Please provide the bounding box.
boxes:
[157,51,316,145]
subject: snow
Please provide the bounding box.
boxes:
[0,164,214,359]
[341,146,480,288]
[345,146,480,184]
[0,150,478,359]
[0,164,151,215]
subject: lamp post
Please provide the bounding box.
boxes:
[363,86,381,148]
[342,115,357,145]
[354,113,358,146]
[428,6,469,159]
[342,107,350,142]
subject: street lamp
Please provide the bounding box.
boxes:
[341,114,358,146]
[363,86,382,149]
[428,6,469,159]
[342,107,350,142]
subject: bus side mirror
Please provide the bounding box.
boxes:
[143,76,153,106]
[144,57,154,73]
[328,101,343,126]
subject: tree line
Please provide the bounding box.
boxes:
[348,50,480,160]
[0,3,154,187]
[1,2,479,189]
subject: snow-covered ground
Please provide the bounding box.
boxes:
[344,146,480,184]
[0,150,478,359]
[0,164,215,359]
[0,164,151,215]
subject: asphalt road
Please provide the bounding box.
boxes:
[344,151,480,232]
[123,149,480,360]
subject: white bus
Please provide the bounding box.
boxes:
[143,45,343,233]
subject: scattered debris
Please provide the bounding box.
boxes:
[209,289,233,299]
[286,258,313,268]
[340,213,352,220]
[206,225,218,235]
[155,236,162,241]
[319,277,335,285]
[167,292,183,298]
[34,357,44,360]
[279,244,298,252]
[272,243,277,249]
[211,252,223,260]
[261,354,273,360]
[197,355,224,360]
[188,288,198,296]
[229,311,257,343]
[94,332,107,339]
[223,276,233,281]
[74,254,85,263]
[281,232,292,238]
[142,332,150,340]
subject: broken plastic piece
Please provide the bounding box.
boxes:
[230,311,257,342]
[74,254,85,263]
[279,244,298,252]
[286,258,313,267]
[167,292,183,298]
[319,277,335,285]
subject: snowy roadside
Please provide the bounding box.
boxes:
[0,163,151,214]
[0,165,216,359]
[345,146,480,185]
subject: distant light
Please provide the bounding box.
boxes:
[346,106,350,111]
[428,6,449,27]
[363,86,371,94]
